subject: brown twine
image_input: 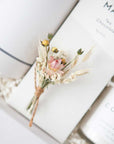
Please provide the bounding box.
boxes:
[29,86,44,127]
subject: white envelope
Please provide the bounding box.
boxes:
[0,0,77,79]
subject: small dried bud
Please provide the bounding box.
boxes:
[51,47,59,53]
[41,40,49,46]
[77,48,84,55]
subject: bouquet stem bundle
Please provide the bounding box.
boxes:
[27,34,92,127]
[29,87,44,127]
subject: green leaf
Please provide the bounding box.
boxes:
[77,48,84,55]
[48,33,53,40]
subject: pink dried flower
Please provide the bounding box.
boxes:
[48,56,65,72]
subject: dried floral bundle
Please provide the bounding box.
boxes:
[27,34,92,127]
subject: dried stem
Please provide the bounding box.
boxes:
[29,98,39,127]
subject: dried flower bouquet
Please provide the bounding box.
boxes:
[27,34,92,127]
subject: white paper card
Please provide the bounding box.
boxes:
[72,0,114,59]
